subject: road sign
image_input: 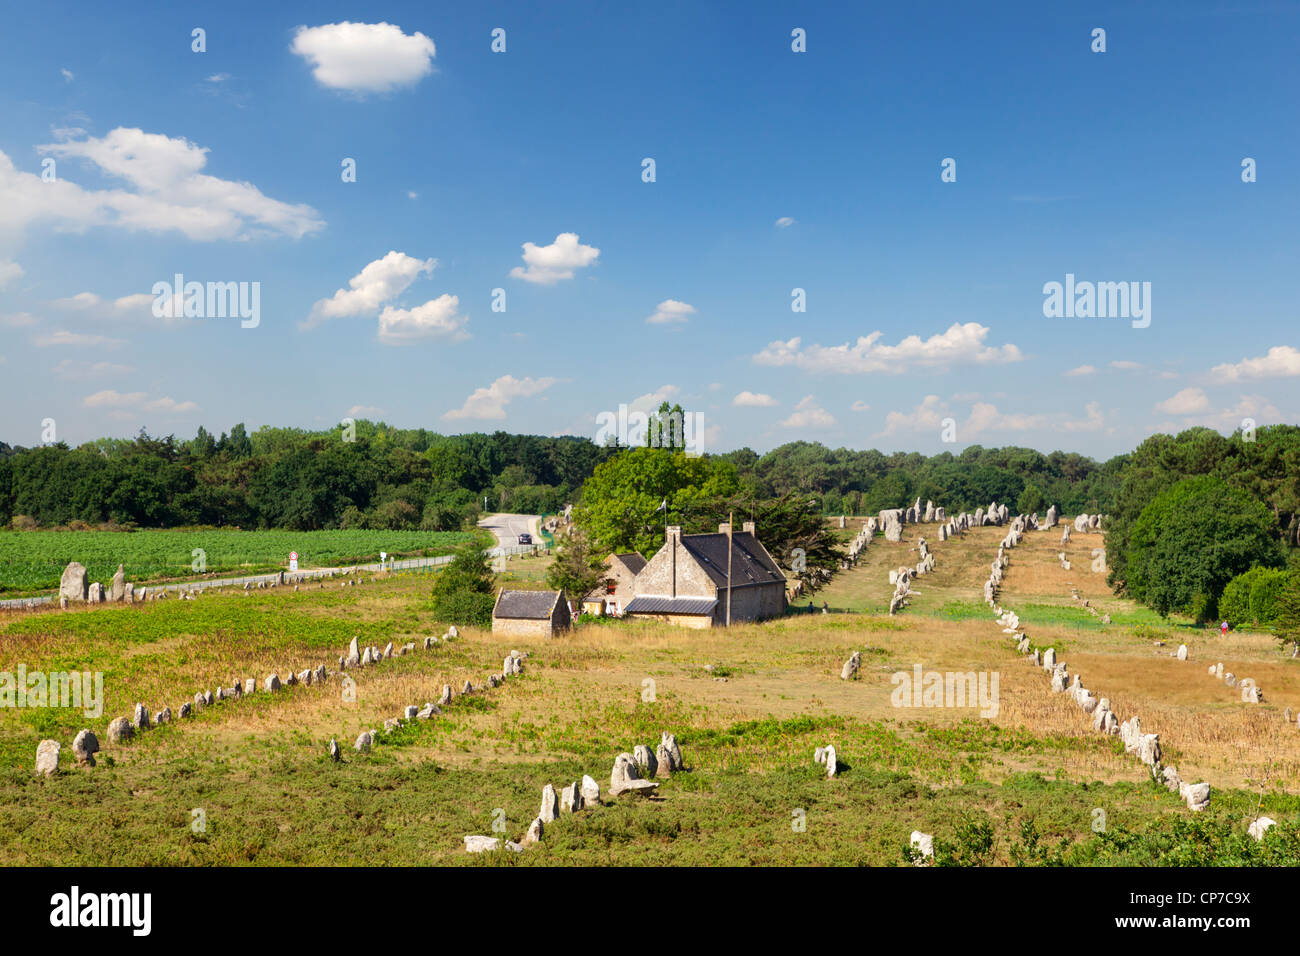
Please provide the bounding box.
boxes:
[289,551,298,571]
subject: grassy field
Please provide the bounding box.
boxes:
[2,522,1299,866]
[0,529,481,596]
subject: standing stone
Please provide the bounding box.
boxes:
[910,831,934,865]
[264,674,281,692]
[346,636,361,668]
[178,701,192,719]
[1180,782,1211,812]
[107,716,133,744]
[108,564,127,602]
[132,703,150,730]
[404,705,419,720]
[581,774,601,806]
[824,744,838,777]
[354,731,374,752]
[560,782,583,813]
[462,680,473,695]
[35,739,60,776]
[438,685,452,707]
[522,817,544,845]
[383,641,394,660]
[633,743,658,779]
[1248,817,1276,841]
[87,582,104,604]
[539,784,560,823]
[72,729,99,766]
[1177,644,1187,661]
[611,753,659,796]
[1042,648,1056,671]
[841,651,862,681]
[244,678,256,695]
[464,835,502,853]
[329,738,340,761]
[154,706,172,726]
[59,562,89,603]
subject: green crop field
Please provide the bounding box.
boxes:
[0,529,482,596]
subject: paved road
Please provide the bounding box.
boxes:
[478,513,544,553]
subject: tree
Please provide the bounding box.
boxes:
[693,493,844,595]
[431,539,497,626]
[545,530,608,604]
[574,447,738,555]
[1127,476,1283,621]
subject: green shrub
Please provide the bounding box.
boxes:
[1220,566,1291,628]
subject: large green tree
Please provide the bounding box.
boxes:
[1127,475,1283,621]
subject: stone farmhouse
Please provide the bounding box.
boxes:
[491,588,572,638]
[623,523,787,628]
[580,552,647,617]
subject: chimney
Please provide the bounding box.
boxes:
[666,526,681,598]
[742,521,755,535]
[718,522,731,534]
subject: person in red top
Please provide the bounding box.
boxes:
[1221,620,1229,637]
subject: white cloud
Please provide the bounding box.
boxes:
[754,322,1023,374]
[510,232,599,285]
[32,330,123,348]
[377,294,469,344]
[1,312,37,327]
[645,299,696,325]
[53,290,175,322]
[304,251,435,328]
[629,384,680,414]
[1109,360,1142,370]
[1065,364,1096,377]
[0,259,23,289]
[443,375,557,421]
[207,73,231,83]
[878,396,1104,438]
[53,359,134,380]
[1211,346,1300,382]
[778,396,835,429]
[291,22,436,94]
[1155,387,1210,415]
[733,391,777,407]
[1157,394,1282,434]
[850,400,871,412]
[82,390,197,415]
[346,404,383,418]
[61,68,74,83]
[0,128,324,242]
[774,217,795,228]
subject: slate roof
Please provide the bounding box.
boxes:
[493,589,561,620]
[610,552,648,575]
[677,531,785,589]
[624,596,719,616]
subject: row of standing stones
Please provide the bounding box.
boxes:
[55,559,371,610]
[464,734,686,853]
[340,639,521,758]
[33,624,465,777]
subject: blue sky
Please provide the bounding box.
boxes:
[1,0,1297,457]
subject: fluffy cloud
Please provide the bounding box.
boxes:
[290,22,436,94]
[850,400,871,412]
[778,396,835,429]
[629,384,680,414]
[443,375,558,420]
[753,322,1023,374]
[0,259,22,289]
[1211,346,1300,382]
[510,233,599,285]
[774,217,795,228]
[346,404,383,418]
[1155,387,1210,415]
[82,390,198,415]
[53,290,174,322]
[733,391,776,407]
[32,330,123,348]
[878,396,1103,438]
[304,251,436,328]
[3,128,324,241]
[645,299,696,325]
[1065,364,1096,377]
[377,294,469,344]
[53,359,134,380]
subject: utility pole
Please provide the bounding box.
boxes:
[725,510,733,627]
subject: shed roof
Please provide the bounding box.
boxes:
[494,589,561,620]
[678,531,785,589]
